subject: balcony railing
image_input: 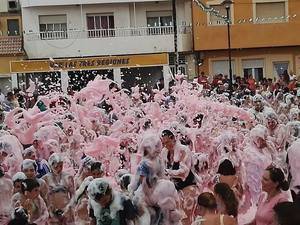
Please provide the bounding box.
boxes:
[28,25,192,41]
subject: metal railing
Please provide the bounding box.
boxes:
[28,25,192,41]
[40,31,68,40]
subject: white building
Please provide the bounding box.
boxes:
[12,0,195,92]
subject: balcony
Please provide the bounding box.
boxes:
[24,25,192,58]
[21,0,170,8]
[34,25,191,40]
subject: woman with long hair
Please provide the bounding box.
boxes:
[192,192,236,225]
[246,166,290,225]
[214,183,239,218]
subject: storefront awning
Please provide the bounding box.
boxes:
[10,53,169,73]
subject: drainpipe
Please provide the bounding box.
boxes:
[172,0,178,74]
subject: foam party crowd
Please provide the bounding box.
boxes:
[0,72,300,225]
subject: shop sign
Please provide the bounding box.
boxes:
[10,53,168,73]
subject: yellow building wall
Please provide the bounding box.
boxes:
[0,56,24,77]
[0,14,22,36]
[199,46,300,79]
[192,0,300,51]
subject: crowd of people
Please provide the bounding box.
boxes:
[0,71,300,225]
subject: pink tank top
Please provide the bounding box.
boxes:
[255,192,289,225]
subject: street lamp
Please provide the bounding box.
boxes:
[222,0,233,96]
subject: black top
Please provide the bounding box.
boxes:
[89,197,137,225]
[167,156,195,191]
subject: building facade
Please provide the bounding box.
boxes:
[0,0,24,93]
[12,0,194,92]
[192,0,300,81]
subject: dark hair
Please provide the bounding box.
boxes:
[21,179,40,194]
[266,166,289,191]
[0,166,4,178]
[274,202,300,225]
[214,183,238,218]
[8,207,34,225]
[91,162,102,172]
[197,192,217,210]
[217,159,236,176]
[94,186,112,201]
[120,174,131,191]
[161,130,175,139]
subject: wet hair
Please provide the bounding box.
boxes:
[94,186,112,201]
[8,207,32,225]
[266,166,289,191]
[180,136,192,146]
[274,202,300,225]
[120,174,131,191]
[214,183,238,218]
[161,130,175,139]
[0,166,4,178]
[21,179,40,194]
[217,159,236,176]
[143,120,152,130]
[197,192,217,210]
[91,162,102,172]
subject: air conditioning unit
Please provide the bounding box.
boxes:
[8,0,20,12]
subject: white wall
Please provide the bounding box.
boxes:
[22,0,192,59]
[24,33,192,58]
[21,0,170,8]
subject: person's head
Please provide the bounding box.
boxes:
[32,139,42,150]
[21,179,40,200]
[253,94,264,112]
[12,172,27,193]
[48,153,64,175]
[250,125,268,149]
[0,141,11,163]
[197,192,217,216]
[21,159,37,179]
[265,111,278,131]
[7,92,14,101]
[262,166,289,194]
[8,207,30,225]
[120,174,132,191]
[22,147,37,160]
[274,202,300,225]
[91,161,104,178]
[87,178,113,207]
[217,159,236,176]
[161,130,176,150]
[214,183,238,218]
[139,133,162,159]
[80,155,94,176]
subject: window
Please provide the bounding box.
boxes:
[209,5,228,25]
[7,19,19,36]
[212,60,235,76]
[273,61,289,77]
[146,11,173,35]
[255,2,286,23]
[87,14,114,38]
[39,15,67,40]
[242,59,264,81]
[169,53,187,75]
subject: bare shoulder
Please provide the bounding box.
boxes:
[223,215,237,225]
